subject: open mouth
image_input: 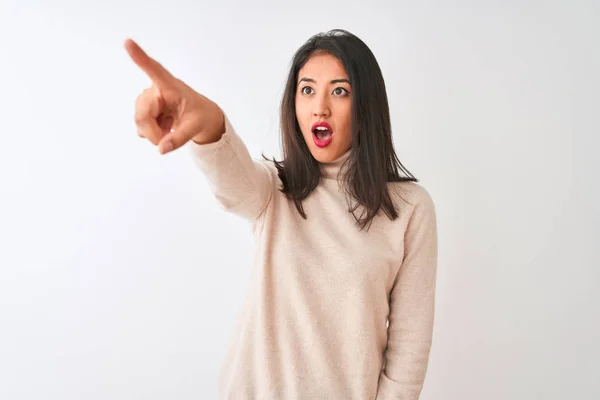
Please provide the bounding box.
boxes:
[313,126,333,140]
[311,122,334,147]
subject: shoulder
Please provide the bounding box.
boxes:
[389,181,436,213]
[387,182,438,252]
[255,158,281,183]
[256,157,276,173]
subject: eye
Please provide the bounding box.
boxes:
[333,87,350,96]
[301,86,314,95]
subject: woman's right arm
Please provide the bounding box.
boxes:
[188,113,273,221]
[125,38,273,221]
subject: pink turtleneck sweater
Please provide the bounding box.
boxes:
[189,115,438,400]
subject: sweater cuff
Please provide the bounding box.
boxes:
[187,113,235,155]
[376,370,422,400]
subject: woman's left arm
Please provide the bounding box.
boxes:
[376,186,438,400]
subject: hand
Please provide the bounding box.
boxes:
[124,39,225,154]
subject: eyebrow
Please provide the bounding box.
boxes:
[297,77,351,86]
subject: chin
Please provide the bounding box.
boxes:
[303,131,349,163]
[309,147,340,163]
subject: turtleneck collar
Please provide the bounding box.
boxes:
[319,148,352,180]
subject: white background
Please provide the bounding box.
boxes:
[1,1,598,399]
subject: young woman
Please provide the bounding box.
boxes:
[126,29,438,400]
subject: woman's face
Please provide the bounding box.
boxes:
[295,52,353,163]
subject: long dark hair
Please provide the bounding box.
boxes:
[265,29,417,230]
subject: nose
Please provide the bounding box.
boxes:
[313,94,331,117]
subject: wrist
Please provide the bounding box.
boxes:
[192,106,225,145]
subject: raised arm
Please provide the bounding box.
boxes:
[125,39,273,220]
[188,115,273,220]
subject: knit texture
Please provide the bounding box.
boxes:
[189,115,438,400]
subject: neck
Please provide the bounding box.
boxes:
[320,148,352,180]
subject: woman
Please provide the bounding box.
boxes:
[126,28,437,400]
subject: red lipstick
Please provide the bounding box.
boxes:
[311,121,334,148]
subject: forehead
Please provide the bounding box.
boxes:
[298,53,348,80]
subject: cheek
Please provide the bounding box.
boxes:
[295,102,311,133]
[338,106,352,137]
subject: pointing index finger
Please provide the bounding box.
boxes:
[124,39,174,86]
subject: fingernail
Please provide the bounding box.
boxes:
[160,140,174,154]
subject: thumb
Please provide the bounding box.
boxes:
[157,128,190,155]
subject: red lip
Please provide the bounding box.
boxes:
[311,121,333,132]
